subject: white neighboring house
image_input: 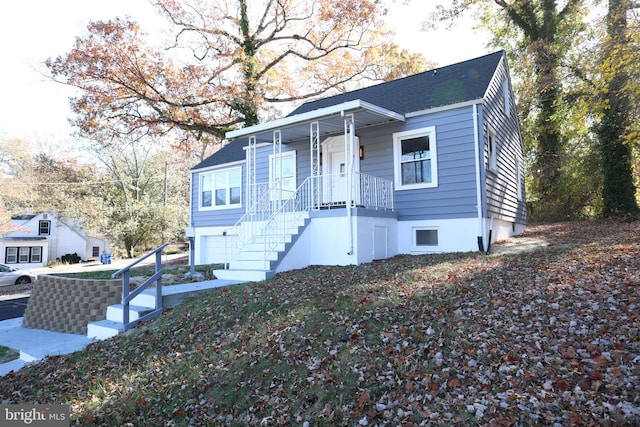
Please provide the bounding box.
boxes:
[1,212,110,268]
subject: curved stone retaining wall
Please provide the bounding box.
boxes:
[22,274,122,335]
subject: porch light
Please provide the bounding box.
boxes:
[359,146,364,160]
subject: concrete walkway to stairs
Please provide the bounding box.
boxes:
[0,278,246,376]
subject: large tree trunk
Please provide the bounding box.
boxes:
[597,0,639,216]
[531,42,564,204]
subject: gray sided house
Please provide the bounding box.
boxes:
[187,51,526,281]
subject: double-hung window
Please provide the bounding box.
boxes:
[30,247,42,263]
[5,246,42,264]
[39,220,50,235]
[200,167,242,209]
[393,127,438,190]
[5,248,17,264]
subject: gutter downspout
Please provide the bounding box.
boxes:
[188,172,196,274]
[472,103,487,252]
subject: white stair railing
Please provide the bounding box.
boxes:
[223,173,394,270]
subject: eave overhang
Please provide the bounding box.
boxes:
[225,99,405,144]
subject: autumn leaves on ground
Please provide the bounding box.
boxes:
[1,221,639,426]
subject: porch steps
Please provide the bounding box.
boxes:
[87,300,154,340]
[214,212,310,282]
[87,279,248,340]
[86,319,126,340]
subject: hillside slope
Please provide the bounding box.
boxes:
[1,220,639,426]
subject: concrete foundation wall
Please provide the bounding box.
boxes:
[22,274,122,335]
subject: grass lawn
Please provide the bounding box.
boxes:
[0,220,638,426]
[0,345,19,364]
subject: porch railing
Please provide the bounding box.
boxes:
[112,244,167,331]
[222,173,393,268]
[318,172,394,210]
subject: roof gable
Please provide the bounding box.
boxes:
[193,51,504,170]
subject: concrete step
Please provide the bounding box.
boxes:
[20,350,39,363]
[234,250,280,261]
[251,234,293,244]
[229,259,276,271]
[242,242,286,253]
[130,290,158,308]
[213,269,274,282]
[106,304,154,323]
[87,319,125,340]
[260,224,305,235]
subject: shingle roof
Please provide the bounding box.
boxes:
[289,50,503,116]
[192,51,503,170]
[191,138,247,170]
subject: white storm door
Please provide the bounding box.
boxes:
[322,135,359,205]
[269,151,296,201]
[329,150,347,204]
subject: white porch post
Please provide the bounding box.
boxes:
[344,113,355,255]
[273,130,282,209]
[310,121,320,209]
[247,135,257,216]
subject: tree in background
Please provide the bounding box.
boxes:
[593,0,639,216]
[430,0,586,220]
[89,138,189,258]
[0,137,100,227]
[0,133,189,257]
[46,0,429,153]
[431,0,640,220]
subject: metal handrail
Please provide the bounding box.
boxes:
[222,173,394,270]
[224,182,273,254]
[112,244,167,331]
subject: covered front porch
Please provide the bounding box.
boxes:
[230,99,404,216]
[214,100,405,281]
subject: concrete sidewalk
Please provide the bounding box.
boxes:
[0,278,247,376]
[0,317,94,376]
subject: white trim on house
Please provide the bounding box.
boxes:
[393,126,438,190]
[405,99,484,119]
[226,100,405,140]
[397,218,480,254]
[198,166,243,211]
[190,159,245,174]
[269,150,297,201]
[487,125,498,173]
[472,104,486,252]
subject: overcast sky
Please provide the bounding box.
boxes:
[0,1,489,143]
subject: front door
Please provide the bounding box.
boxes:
[322,136,359,206]
[328,149,347,204]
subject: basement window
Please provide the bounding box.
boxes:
[415,228,438,247]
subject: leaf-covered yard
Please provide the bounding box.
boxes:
[1,221,639,426]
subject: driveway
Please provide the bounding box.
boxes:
[0,296,29,320]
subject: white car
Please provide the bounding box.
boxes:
[0,263,37,286]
